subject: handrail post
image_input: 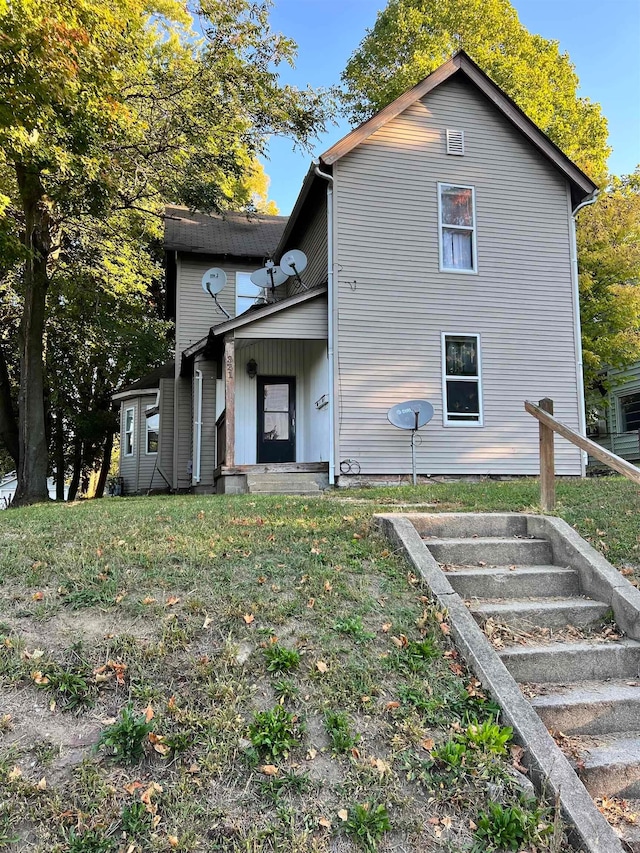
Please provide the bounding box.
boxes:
[539,397,555,511]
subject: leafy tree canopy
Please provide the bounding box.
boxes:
[341,0,609,182]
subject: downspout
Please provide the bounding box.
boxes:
[193,368,203,484]
[570,189,599,476]
[313,159,336,485]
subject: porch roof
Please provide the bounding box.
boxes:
[181,286,327,374]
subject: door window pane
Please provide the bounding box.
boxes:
[264,412,289,441]
[264,384,289,412]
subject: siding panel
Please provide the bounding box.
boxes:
[235,296,327,339]
[334,76,582,475]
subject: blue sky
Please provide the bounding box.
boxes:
[260,0,640,214]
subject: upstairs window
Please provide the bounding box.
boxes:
[442,333,483,425]
[438,183,477,273]
[236,271,263,316]
[124,407,135,456]
[620,392,640,432]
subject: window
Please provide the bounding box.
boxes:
[146,407,159,454]
[124,407,135,456]
[236,271,263,316]
[620,392,640,432]
[442,333,483,425]
[438,183,476,272]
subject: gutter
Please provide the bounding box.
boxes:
[313,159,336,485]
[570,189,599,475]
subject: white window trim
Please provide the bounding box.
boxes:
[145,406,159,456]
[441,332,484,427]
[124,406,135,456]
[617,385,640,433]
[437,182,478,274]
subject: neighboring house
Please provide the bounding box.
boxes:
[590,363,640,464]
[0,472,68,507]
[115,51,598,495]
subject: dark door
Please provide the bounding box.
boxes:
[257,377,296,464]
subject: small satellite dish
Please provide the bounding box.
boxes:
[387,400,434,431]
[280,249,308,277]
[202,268,227,296]
[250,266,288,289]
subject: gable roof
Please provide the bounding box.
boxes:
[164,205,288,258]
[112,361,175,402]
[320,51,597,208]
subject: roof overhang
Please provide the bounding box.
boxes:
[112,387,159,402]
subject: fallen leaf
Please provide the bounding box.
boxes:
[441,816,452,829]
[115,593,126,604]
[142,597,157,605]
[351,746,361,759]
[8,766,22,781]
[316,660,328,673]
[323,580,332,592]
[337,809,348,822]
[140,782,163,812]
[421,738,435,751]
[32,591,44,601]
[144,704,154,723]
[439,622,450,635]
[31,670,49,686]
[307,598,315,608]
[469,819,477,830]
[311,547,321,555]
[428,817,441,825]
[381,622,392,633]
[36,777,47,790]
[385,701,400,711]
[202,615,213,630]
[117,539,126,546]
[168,835,179,847]
[318,817,331,829]
[306,748,318,760]
[166,596,180,607]
[149,733,170,756]
[260,764,278,776]
[124,781,144,794]
[243,613,255,624]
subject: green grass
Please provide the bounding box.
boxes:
[0,478,636,851]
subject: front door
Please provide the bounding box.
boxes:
[257,377,296,464]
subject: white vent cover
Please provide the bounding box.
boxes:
[446,129,464,156]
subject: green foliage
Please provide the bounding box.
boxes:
[341,0,608,182]
[121,800,152,838]
[324,710,360,755]
[66,828,114,853]
[464,720,513,754]
[249,705,300,760]
[333,615,375,643]
[473,800,551,852]
[97,702,154,764]
[390,638,439,674]
[272,678,299,702]
[263,643,300,673]
[344,802,391,852]
[38,667,95,711]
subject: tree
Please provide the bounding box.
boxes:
[578,170,640,400]
[341,0,609,182]
[0,0,329,505]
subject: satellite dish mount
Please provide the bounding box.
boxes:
[387,399,434,485]
[202,268,231,319]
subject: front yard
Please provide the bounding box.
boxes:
[0,478,637,852]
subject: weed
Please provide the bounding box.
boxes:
[344,802,391,852]
[66,827,114,853]
[249,706,300,759]
[433,738,467,770]
[333,615,375,643]
[43,667,95,711]
[273,678,299,702]
[324,710,360,755]
[263,644,300,673]
[0,809,18,847]
[260,769,312,802]
[121,800,151,837]
[97,702,154,763]
[465,720,512,755]
[32,740,60,766]
[473,800,552,851]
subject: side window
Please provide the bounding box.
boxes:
[438,183,477,272]
[236,271,263,316]
[146,407,159,454]
[124,407,135,455]
[620,391,640,432]
[442,333,483,425]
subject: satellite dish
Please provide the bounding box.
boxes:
[280,249,308,277]
[387,400,434,431]
[250,266,288,289]
[202,268,227,296]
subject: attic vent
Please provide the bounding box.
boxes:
[446,129,465,156]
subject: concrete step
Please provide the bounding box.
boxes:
[575,733,640,798]
[471,597,610,632]
[425,536,553,567]
[500,640,640,684]
[531,680,640,735]
[245,473,328,495]
[414,512,529,539]
[446,565,580,599]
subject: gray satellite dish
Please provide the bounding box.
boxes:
[250,266,288,288]
[201,268,227,296]
[280,249,308,277]
[387,399,434,485]
[201,267,230,319]
[387,400,434,430]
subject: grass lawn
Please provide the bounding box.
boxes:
[0,477,638,852]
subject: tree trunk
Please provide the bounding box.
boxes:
[12,163,57,506]
[54,411,66,501]
[95,431,113,499]
[67,437,82,502]
[0,342,19,467]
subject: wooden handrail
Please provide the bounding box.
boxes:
[525,399,640,509]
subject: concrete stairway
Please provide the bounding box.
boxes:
[245,471,329,495]
[421,515,640,842]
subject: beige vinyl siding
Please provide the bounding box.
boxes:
[597,364,640,461]
[173,377,193,490]
[119,395,166,493]
[333,75,581,475]
[235,296,327,339]
[193,355,218,487]
[284,201,327,297]
[158,378,174,485]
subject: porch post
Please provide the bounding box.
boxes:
[224,334,235,468]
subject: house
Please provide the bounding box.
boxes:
[115,51,598,495]
[0,471,68,507]
[590,363,640,464]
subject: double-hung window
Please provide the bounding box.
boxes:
[124,407,135,456]
[442,333,483,425]
[620,392,640,432]
[438,183,477,272]
[236,271,263,316]
[146,407,159,454]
